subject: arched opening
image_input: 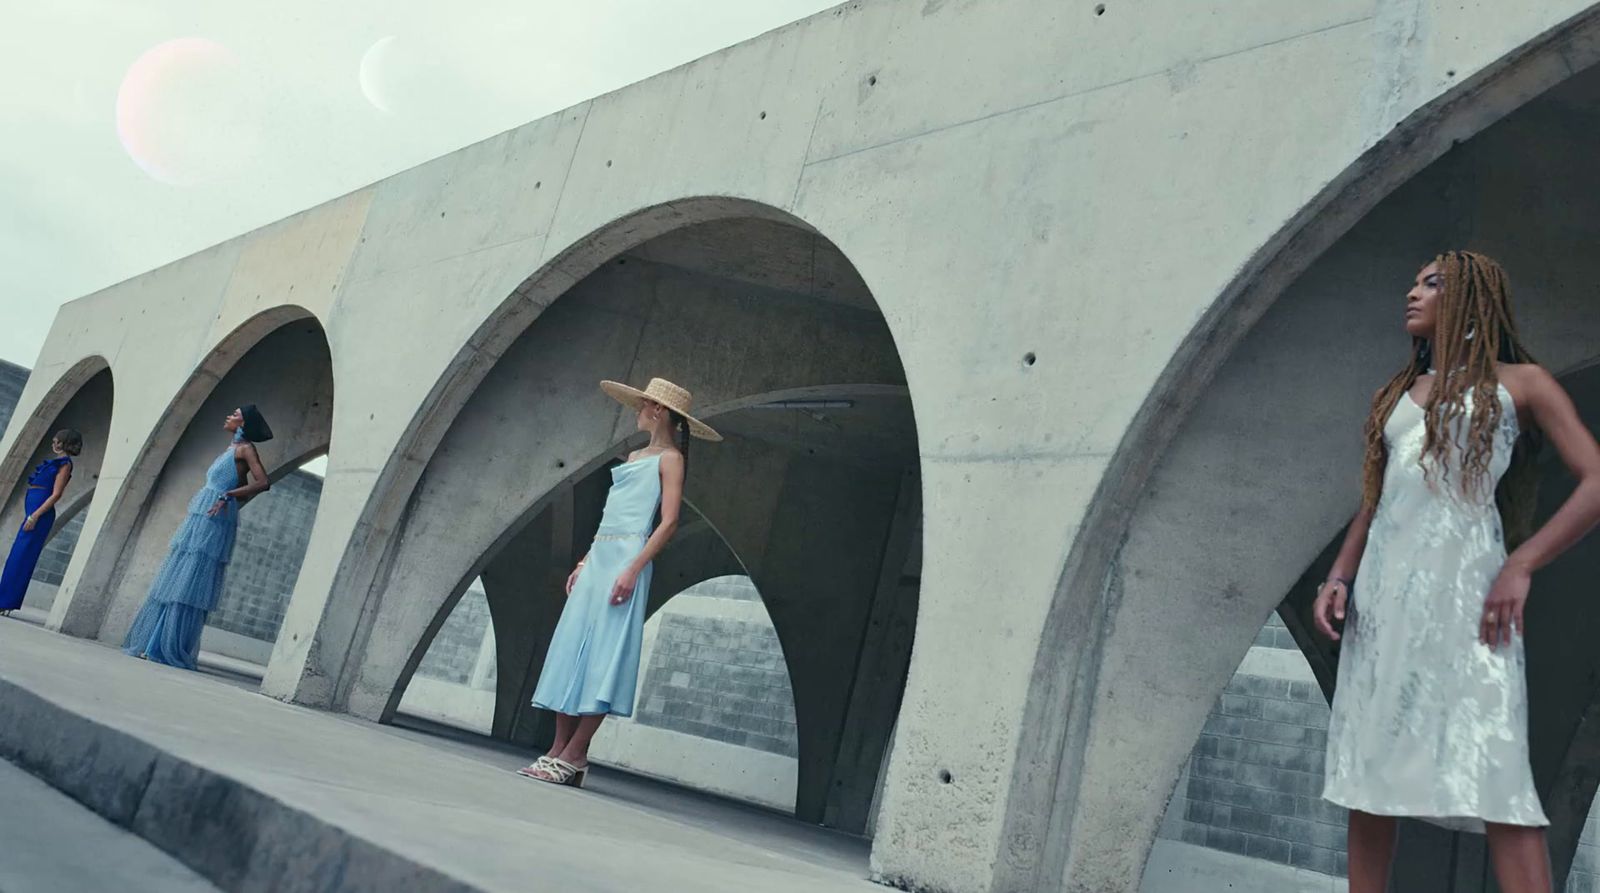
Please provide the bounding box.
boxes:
[995,12,1600,893]
[400,573,804,812]
[326,210,921,834]
[66,313,334,683]
[0,360,114,619]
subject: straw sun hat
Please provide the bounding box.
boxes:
[600,378,723,442]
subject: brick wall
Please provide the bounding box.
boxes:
[0,361,25,440]
[207,471,322,641]
[416,586,495,687]
[1163,615,1348,877]
[633,593,799,757]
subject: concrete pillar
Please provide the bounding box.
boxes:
[824,467,920,832]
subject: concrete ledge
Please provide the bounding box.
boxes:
[0,677,476,893]
[0,621,874,893]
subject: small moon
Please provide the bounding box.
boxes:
[359,36,398,114]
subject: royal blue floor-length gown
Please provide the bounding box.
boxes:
[0,456,73,612]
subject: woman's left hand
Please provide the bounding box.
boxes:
[1481,563,1532,649]
[21,515,37,532]
[611,566,639,606]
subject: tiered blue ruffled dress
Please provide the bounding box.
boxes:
[0,455,73,611]
[122,435,242,669]
[532,453,663,717]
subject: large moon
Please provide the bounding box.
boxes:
[359,36,399,114]
[116,37,251,185]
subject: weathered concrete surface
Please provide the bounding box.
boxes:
[0,621,874,893]
[0,757,219,893]
[8,2,1600,891]
[1034,33,1600,893]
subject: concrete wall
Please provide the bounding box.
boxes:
[0,362,25,438]
[8,2,1600,890]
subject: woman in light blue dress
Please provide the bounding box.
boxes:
[519,378,720,787]
[123,405,273,669]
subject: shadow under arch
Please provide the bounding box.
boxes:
[276,196,925,710]
[1000,7,1600,890]
[53,305,335,647]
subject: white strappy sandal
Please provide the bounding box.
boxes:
[515,755,557,779]
[533,758,588,788]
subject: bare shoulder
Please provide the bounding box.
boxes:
[657,449,685,470]
[1499,363,1560,400]
[233,441,262,460]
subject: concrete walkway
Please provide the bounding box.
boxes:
[0,620,876,893]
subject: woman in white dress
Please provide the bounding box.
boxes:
[1313,251,1600,893]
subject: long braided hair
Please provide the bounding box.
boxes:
[1358,251,1542,547]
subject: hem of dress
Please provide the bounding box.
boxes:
[1323,790,1549,830]
[530,699,633,719]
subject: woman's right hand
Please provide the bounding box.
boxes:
[21,515,36,532]
[565,564,583,596]
[1313,580,1349,640]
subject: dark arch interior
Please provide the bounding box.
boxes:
[388,216,922,835]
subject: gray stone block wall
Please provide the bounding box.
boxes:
[1165,615,1349,877]
[416,587,495,687]
[207,471,322,641]
[634,607,799,757]
[32,512,84,585]
[0,361,25,440]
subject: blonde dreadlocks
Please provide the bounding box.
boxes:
[1359,251,1542,547]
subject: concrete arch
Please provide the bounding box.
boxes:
[263,197,915,709]
[51,308,335,647]
[1000,10,1600,892]
[293,205,918,832]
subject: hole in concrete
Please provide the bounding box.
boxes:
[867,75,878,87]
[535,181,542,189]
[759,111,767,120]
[938,769,953,784]
[1094,3,1106,14]
[556,461,566,469]
[1447,69,1457,78]
[1023,352,1037,367]
[606,160,613,168]
[440,211,446,218]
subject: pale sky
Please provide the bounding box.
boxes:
[0,0,839,369]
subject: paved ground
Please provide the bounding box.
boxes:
[0,620,875,893]
[0,757,219,893]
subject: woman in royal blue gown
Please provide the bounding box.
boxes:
[0,429,82,616]
[123,405,273,669]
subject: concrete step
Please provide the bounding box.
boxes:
[0,757,220,893]
[0,620,875,893]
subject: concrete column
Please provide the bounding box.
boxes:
[824,467,920,832]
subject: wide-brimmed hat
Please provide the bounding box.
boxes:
[240,404,275,443]
[599,378,722,442]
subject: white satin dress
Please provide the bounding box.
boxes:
[1323,383,1547,831]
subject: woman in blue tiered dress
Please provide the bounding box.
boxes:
[0,429,82,615]
[518,377,721,788]
[123,404,273,669]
